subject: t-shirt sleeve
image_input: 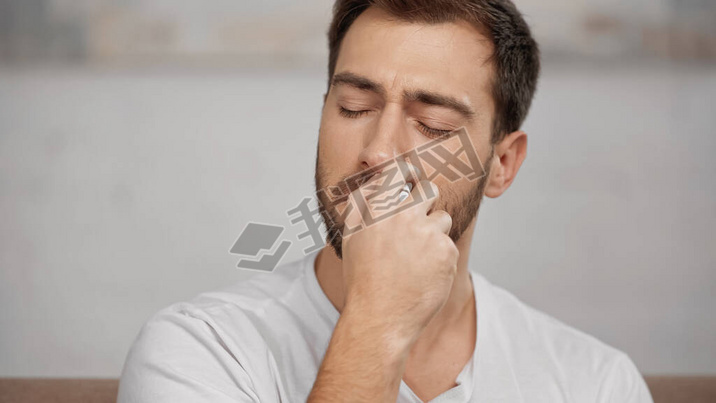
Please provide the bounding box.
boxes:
[598,353,654,403]
[117,305,261,403]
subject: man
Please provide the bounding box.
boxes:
[118,0,653,402]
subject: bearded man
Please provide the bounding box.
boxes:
[118,1,653,402]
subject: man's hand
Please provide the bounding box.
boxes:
[308,161,459,402]
[341,161,459,347]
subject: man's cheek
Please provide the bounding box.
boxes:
[322,142,360,170]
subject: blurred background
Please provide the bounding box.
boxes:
[0,0,714,378]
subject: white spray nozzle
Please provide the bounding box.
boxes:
[398,182,413,203]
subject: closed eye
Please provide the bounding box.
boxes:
[417,121,452,138]
[338,106,371,118]
[339,106,452,138]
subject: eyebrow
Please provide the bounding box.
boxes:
[404,90,476,120]
[332,72,386,96]
[331,71,476,120]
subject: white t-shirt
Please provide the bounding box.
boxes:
[118,251,653,402]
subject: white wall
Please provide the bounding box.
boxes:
[0,62,714,377]
[5,0,714,64]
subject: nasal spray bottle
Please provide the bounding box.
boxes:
[398,182,413,203]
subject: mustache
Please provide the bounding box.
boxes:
[326,165,384,205]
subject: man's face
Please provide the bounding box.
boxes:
[316,7,497,258]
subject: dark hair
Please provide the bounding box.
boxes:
[327,0,540,143]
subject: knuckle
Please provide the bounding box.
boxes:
[441,237,459,259]
[426,228,440,243]
[437,234,453,252]
[439,210,452,225]
[418,222,433,238]
[449,243,459,261]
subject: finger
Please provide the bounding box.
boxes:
[350,168,385,218]
[344,164,399,233]
[378,159,425,208]
[397,181,413,203]
[427,209,453,235]
[412,179,440,215]
[395,159,423,187]
[363,160,421,214]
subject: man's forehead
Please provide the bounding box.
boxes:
[334,7,494,102]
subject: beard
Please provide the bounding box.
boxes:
[314,147,493,260]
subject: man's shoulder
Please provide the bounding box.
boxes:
[476,274,651,401]
[197,253,313,312]
[127,253,316,359]
[157,253,316,332]
[481,274,624,362]
[120,254,317,397]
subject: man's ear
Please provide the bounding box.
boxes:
[484,130,527,198]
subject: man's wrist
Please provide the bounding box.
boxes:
[308,305,412,402]
[337,301,415,368]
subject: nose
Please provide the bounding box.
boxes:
[357,104,410,171]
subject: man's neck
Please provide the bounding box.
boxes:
[314,218,477,351]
